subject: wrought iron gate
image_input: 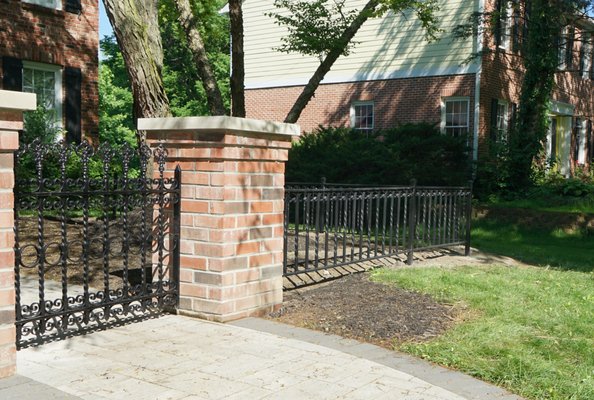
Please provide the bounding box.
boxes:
[14,141,180,349]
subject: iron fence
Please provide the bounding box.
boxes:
[283,180,472,277]
[14,140,180,349]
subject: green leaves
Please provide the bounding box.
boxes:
[268,0,440,59]
[267,0,361,58]
[286,124,470,186]
[98,64,136,147]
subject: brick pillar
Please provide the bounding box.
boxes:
[0,90,36,378]
[140,116,299,322]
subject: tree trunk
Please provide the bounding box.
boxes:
[102,0,171,124]
[284,0,379,124]
[229,0,246,117]
[173,0,226,116]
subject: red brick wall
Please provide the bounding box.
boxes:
[0,0,99,140]
[144,120,295,322]
[245,75,476,134]
[0,110,22,378]
[480,0,594,167]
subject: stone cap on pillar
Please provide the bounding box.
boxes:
[138,116,300,140]
[0,90,36,148]
[0,90,37,112]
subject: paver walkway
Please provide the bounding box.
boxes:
[5,314,522,400]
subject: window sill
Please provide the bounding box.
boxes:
[21,2,65,18]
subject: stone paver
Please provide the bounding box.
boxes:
[232,318,523,400]
[12,314,473,400]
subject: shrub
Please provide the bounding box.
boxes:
[286,124,471,186]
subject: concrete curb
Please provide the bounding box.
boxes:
[230,317,523,400]
[0,374,82,400]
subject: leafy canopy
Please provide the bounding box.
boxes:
[268,0,441,60]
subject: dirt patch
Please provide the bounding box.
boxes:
[269,271,460,348]
[16,215,159,292]
[272,248,523,347]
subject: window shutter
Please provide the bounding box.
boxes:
[512,3,520,52]
[510,103,517,133]
[494,0,503,48]
[572,118,580,164]
[579,43,585,75]
[565,27,575,69]
[590,35,594,80]
[65,0,82,14]
[523,0,531,49]
[65,67,82,144]
[2,57,23,92]
[586,119,594,166]
[490,98,499,142]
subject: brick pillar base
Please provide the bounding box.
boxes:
[141,116,299,322]
[0,90,35,378]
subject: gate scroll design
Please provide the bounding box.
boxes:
[14,141,180,349]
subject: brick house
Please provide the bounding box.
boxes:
[243,0,594,176]
[0,0,99,143]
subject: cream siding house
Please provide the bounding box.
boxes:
[244,0,477,88]
[243,0,594,174]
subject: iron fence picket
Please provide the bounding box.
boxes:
[283,182,472,277]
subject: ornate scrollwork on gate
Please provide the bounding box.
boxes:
[14,140,181,349]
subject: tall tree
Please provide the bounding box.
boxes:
[229,0,246,117]
[104,0,438,125]
[159,0,230,116]
[102,0,171,122]
[172,0,227,115]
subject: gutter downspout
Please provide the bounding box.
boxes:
[473,0,486,169]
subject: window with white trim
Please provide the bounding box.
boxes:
[22,61,63,127]
[22,0,62,10]
[495,100,509,141]
[441,98,470,137]
[350,101,374,133]
[581,35,592,79]
[558,26,575,70]
[497,1,513,50]
[558,26,568,70]
[577,118,587,165]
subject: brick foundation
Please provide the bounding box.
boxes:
[245,74,476,134]
[140,116,299,322]
[0,90,35,378]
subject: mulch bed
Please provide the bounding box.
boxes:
[16,215,154,291]
[268,272,458,348]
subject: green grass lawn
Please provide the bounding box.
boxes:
[485,197,594,214]
[471,217,594,272]
[372,266,594,400]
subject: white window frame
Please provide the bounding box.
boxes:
[498,1,513,50]
[582,37,592,80]
[22,61,63,128]
[578,118,587,164]
[350,101,374,133]
[496,100,509,141]
[22,0,62,10]
[559,26,568,70]
[441,97,470,137]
